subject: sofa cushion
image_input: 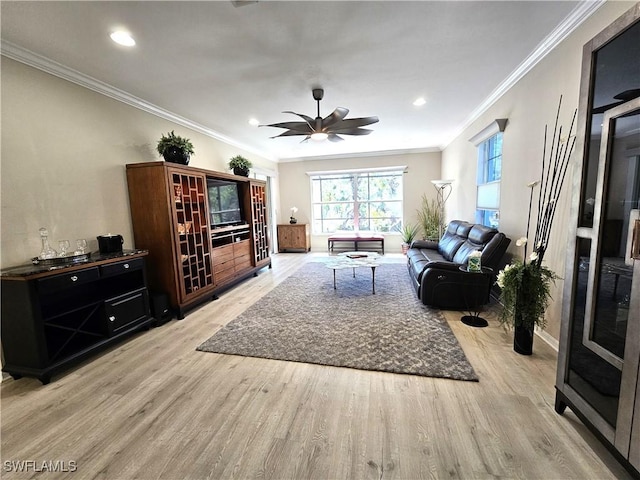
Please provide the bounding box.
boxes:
[452,226,498,265]
[468,225,497,244]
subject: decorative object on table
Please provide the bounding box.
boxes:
[289,206,298,224]
[57,240,70,257]
[97,234,124,254]
[228,155,252,176]
[496,96,576,355]
[74,239,87,255]
[416,194,441,241]
[156,130,194,165]
[38,227,57,259]
[400,223,419,255]
[467,250,482,272]
[197,262,478,382]
[431,179,453,238]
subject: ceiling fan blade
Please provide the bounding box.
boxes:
[269,130,310,139]
[331,116,379,129]
[321,107,349,128]
[328,134,344,142]
[282,111,315,126]
[329,127,374,136]
[262,121,312,133]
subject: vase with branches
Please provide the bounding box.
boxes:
[497,96,576,355]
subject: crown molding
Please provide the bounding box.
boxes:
[0,41,277,162]
[442,0,606,149]
[279,146,440,163]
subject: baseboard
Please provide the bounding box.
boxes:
[535,328,559,352]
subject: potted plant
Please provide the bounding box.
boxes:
[228,155,252,177]
[496,238,557,354]
[400,223,419,255]
[416,194,442,240]
[496,97,575,355]
[156,130,194,165]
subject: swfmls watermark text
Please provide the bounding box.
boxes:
[3,460,77,473]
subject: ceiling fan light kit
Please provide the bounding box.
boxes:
[262,88,379,143]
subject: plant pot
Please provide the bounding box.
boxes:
[233,166,249,177]
[513,324,534,355]
[401,243,410,255]
[162,146,190,165]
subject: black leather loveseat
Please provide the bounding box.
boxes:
[407,220,511,309]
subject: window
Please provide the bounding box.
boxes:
[470,119,506,229]
[310,169,403,233]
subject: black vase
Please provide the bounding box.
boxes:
[233,166,249,177]
[513,325,534,355]
[163,146,190,165]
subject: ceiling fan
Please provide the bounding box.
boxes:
[262,88,379,142]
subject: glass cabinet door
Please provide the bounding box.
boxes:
[564,15,640,430]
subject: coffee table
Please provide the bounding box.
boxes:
[326,251,381,294]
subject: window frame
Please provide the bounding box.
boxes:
[308,167,405,234]
[469,119,507,228]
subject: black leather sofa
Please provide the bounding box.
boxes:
[406,220,511,309]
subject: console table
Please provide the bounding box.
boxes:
[1,250,154,384]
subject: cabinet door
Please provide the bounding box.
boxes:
[250,182,270,264]
[557,11,640,468]
[170,170,214,301]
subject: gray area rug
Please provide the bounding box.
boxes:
[197,262,478,381]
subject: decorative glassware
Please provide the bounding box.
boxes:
[74,239,87,255]
[39,227,57,259]
[58,240,70,257]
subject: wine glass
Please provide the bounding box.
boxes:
[75,239,87,255]
[58,240,70,257]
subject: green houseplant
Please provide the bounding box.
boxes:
[228,155,253,177]
[156,130,194,165]
[400,223,419,254]
[416,194,442,240]
[497,239,557,330]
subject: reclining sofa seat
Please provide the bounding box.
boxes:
[406,220,511,309]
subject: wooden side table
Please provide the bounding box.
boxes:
[277,224,311,252]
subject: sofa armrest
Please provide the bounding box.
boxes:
[410,239,438,250]
[420,266,493,309]
[423,261,462,271]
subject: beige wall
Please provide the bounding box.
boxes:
[0,58,277,268]
[441,1,636,341]
[277,151,441,252]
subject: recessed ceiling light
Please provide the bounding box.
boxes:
[248,118,260,126]
[413,97,426,107]
[110,31,136,47]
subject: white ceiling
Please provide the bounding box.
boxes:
[1,1,594,161]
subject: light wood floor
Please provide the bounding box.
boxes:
[1,253,633,480]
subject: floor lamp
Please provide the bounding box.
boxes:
[431,180,453,238]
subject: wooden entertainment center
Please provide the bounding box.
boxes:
[126,162,271,318]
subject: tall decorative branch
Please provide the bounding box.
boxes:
[530,96,577,267]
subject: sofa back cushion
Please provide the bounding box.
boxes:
[438,220,472,261]
[451,225,511,269]
[452,225,496,264]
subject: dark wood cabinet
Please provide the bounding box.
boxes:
[278,224,311,252]
[1,251,153,384]
[126,162,271,318]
